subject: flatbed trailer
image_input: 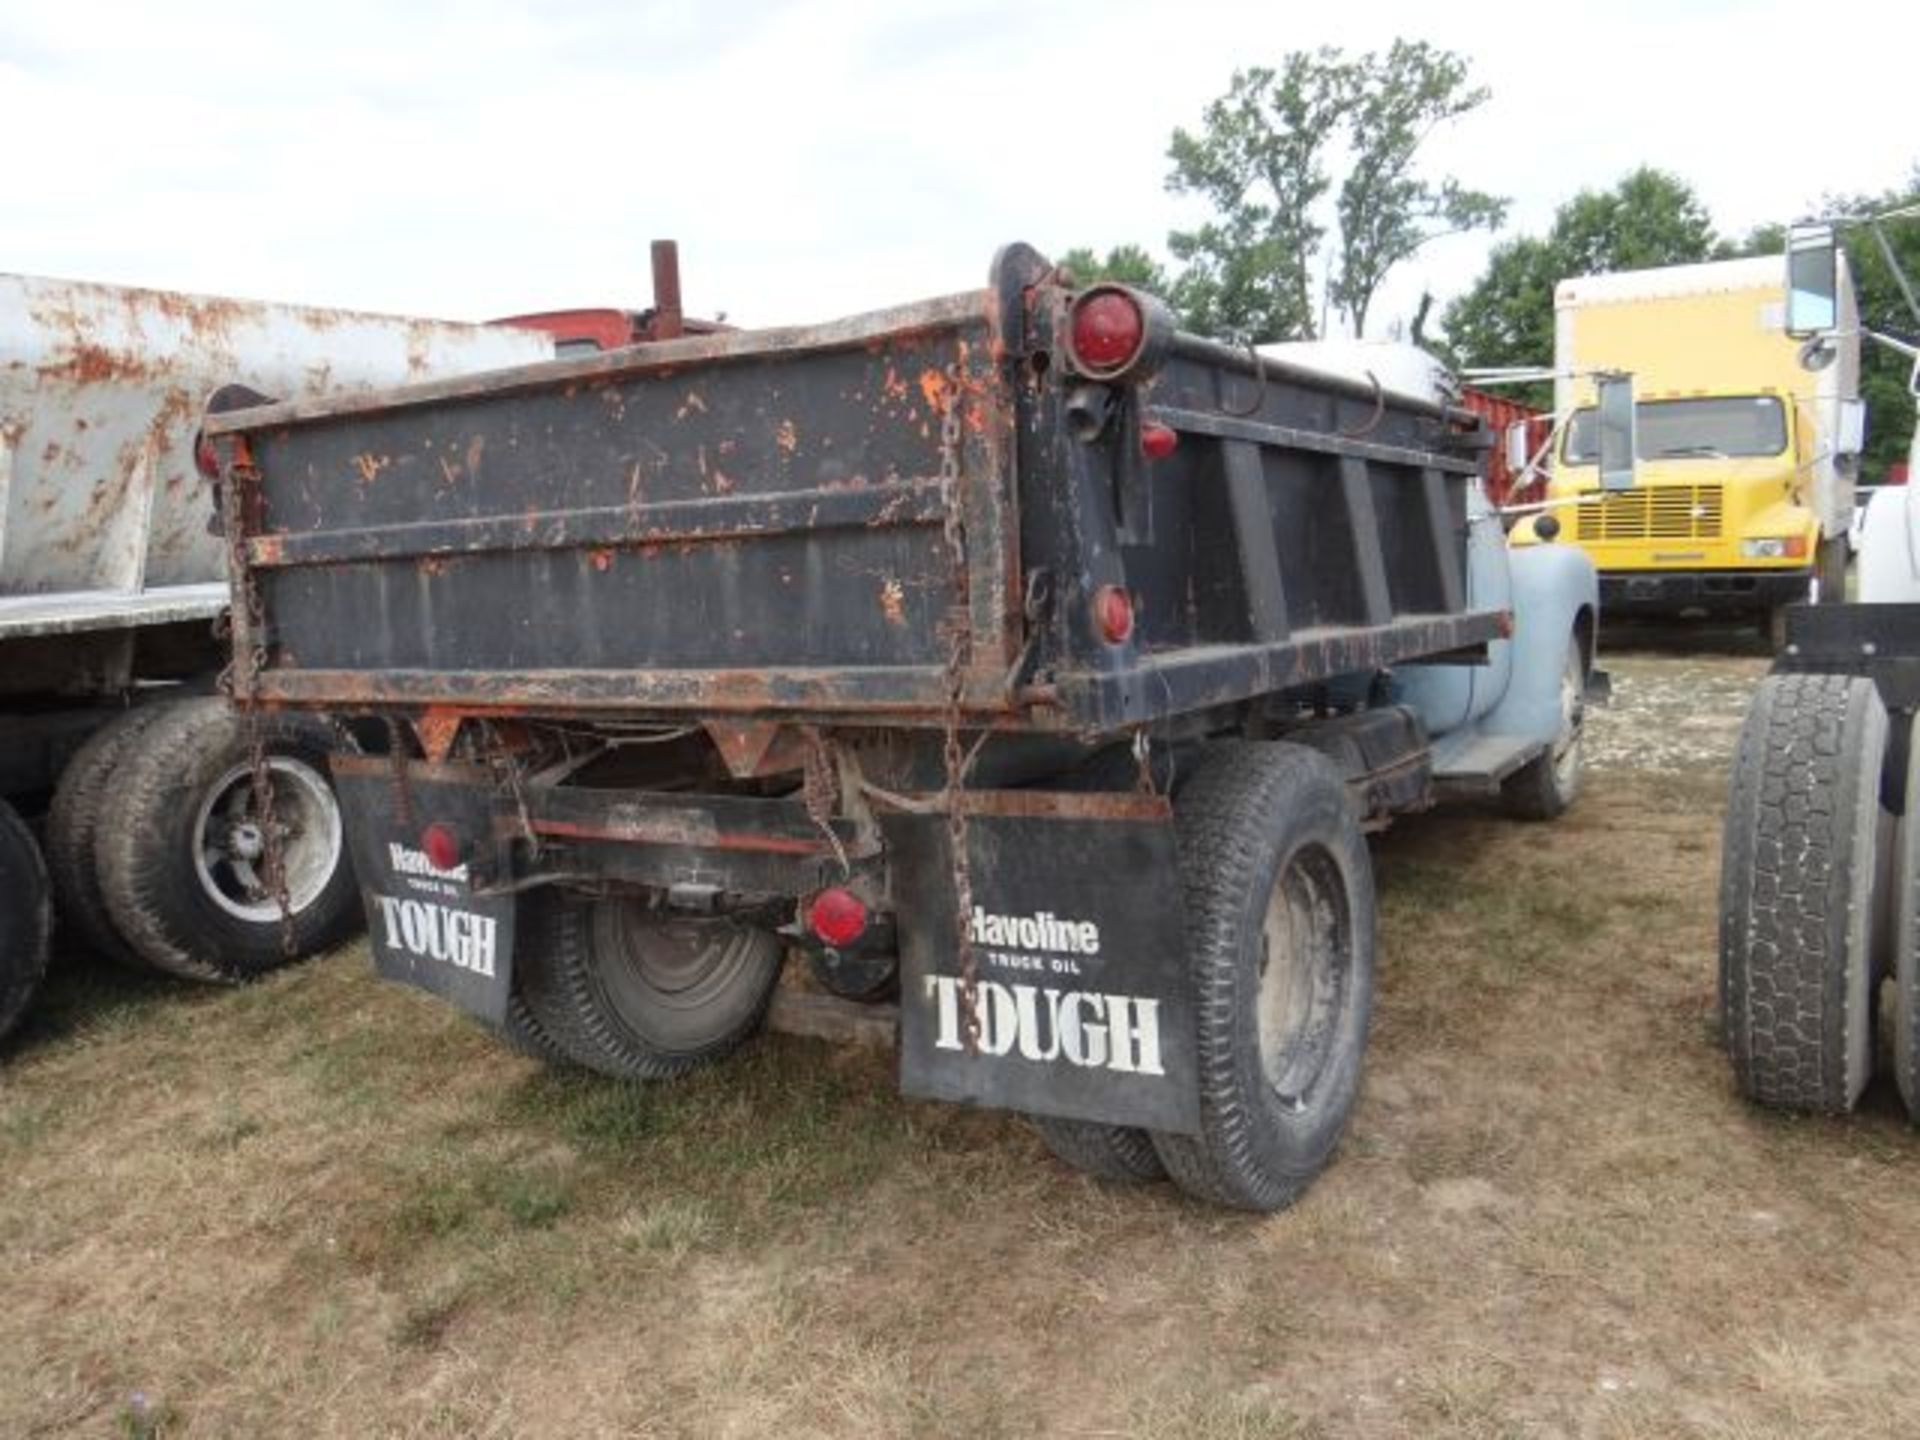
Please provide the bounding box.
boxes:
[203,245,1599,1210]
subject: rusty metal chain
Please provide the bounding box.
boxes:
[801,735,852,881]
[936,362,981,1053]
[219,448,297,958]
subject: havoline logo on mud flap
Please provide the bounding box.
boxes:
[887,811,1200,1136]
[371,894,497,978]
[924,906,1165,1075]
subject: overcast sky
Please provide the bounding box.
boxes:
[1,0,1913,338]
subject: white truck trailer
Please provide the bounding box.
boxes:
[0,275,553,1040]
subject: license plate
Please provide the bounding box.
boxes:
[330,758,515,1025]
[884,793,1199,1135]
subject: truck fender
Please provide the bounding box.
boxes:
[1475,542,1598,742]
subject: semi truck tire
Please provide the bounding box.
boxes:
[516,888,784,1080]
[0,797,53,1043]
[1891,715,1920,1122]
[96,698,359,983]
[1501,636,1586,821]
[1720,673,1885,1113]
[1032,1115,1168,1184]
[1151,743,1375,1213]
[45,705,170,970]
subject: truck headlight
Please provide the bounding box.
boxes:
[1742,537,1808,559]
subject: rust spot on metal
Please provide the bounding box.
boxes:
[353,453,390,485]
[588,548,615,571]
[879,576,906,627]
[775,418,798,455]
[413,709,464,763]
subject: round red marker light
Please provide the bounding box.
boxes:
[808,887,869,948]
[1140,422,1178,460]
[1094,585,1135,645]
[1070,290,1145,374]
[421,822,463,872]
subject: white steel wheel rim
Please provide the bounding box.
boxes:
[1255,843,1352,1108]
[192,757,343,923]
[1551,646,1585,794]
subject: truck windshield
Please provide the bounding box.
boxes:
[1564,396,1787,463]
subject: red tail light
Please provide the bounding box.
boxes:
[809,888,869,948]
[421,822,463,872]
[1094,585,1135,645]
[1141,422,1178,460]
[1069,288,1145,376]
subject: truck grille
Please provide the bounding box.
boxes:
[1575,486,1723,542]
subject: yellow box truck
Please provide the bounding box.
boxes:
[1519,256,1862,642]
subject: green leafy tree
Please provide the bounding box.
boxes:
[1441,168,1718,404]
[1165,51,1350,343]
[1166,43,1502,343]
[1055,244,1171,295]
[1331,41,1507,337]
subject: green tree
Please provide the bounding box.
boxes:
[1441,167,1718,403]
[1166,43,1502,343]
[1055,244,1171,295]
[1165,51,1350,343]
[1331,41,1507,337]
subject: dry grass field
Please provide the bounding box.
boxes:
[8,633,1920,1438]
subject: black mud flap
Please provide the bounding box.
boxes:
[884,792,1199,1135]
[330,756,515,1026]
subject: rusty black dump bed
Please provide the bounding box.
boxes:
[204,246,1500,733]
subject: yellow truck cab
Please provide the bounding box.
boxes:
[1517,256,1861,640]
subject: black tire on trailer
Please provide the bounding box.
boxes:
[1150,742,1375,1213]
[0,798,53,1043]
[96,697,361,983]
[1890,713,1920,1121]
[1032,1115,1168,1185]
[1501,633,1586,821]
[492,989,577,1068]
[45,705,171,971]
[516,887,785,1080]
[1720,672,1886,1113]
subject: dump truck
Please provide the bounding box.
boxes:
[199,245,1600,1211]
[1718,207,1920,1119]
[1514,256,1865,645]
[0,274,556,1042]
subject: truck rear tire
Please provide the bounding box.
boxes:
[1150,743,1375,1213]
[516,889,784,1080]
[0,798,53,1043]
[1720,673,1885,1113]
[46,705,169,971]
[1032,1116,1168,1184]
[96,698,360,983]
[1501,636,1585,821]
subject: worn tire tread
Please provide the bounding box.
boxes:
[1720,672,1884,1113]
[1151,742,1375,1212]
[0,798,52,1042]
[516,890,781,1082]
[1032,1116,1167,1184]
[47,706,169,970]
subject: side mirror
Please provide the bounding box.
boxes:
[1786,222,1839,339]
[1837,398,1867,458]
[1596,372,1636,491]
[1504,421,1531,477]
